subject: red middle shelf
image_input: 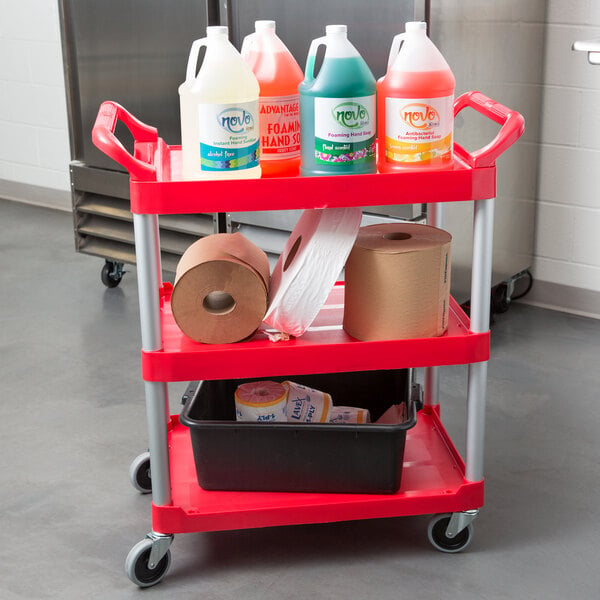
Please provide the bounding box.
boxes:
[141,284,489,382]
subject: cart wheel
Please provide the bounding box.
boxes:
[492,282,511,314]
[129,452,152,494]
[101,260,124,288]
[125,538,171,588]
[427,513,474,553]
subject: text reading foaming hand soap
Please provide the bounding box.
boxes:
[242,20,303,177]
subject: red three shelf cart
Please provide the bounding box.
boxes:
[92,90,525,587]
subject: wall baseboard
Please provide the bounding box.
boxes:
[0,179,71,212]
[517,280,600,320]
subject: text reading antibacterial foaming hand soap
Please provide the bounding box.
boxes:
[377,21,455,171]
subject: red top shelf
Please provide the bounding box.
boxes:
[141,284,489,382]
[129,141,497,215]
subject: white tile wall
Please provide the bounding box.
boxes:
[537,145,600,209]
[0,0,70,194]
[572,209,600,267]
[536,1,600,294]
[534,202,575,261]
[534,258,600,291]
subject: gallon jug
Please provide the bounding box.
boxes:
[179,26,261,180]
[299,25,377,176]
[377,21,455,171]
[242,20,303,178]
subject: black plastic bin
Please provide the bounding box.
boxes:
[179,370,417,494]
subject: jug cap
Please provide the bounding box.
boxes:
[207,26,228,37]
[326,24,347,35]
[405,21,427,33]
[255,20,276,31]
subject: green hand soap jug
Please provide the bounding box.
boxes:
[299,25,376,176]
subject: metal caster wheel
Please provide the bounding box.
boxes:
[125,538,171,588]
[129,452,152,493]
[101,260,124,288]
[428,513,474,553]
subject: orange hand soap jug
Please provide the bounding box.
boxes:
[242,20,303,177]
[377,22,455,171]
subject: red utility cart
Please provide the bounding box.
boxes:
[92,90,524,587]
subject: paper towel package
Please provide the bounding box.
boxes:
[264,207,363,337]
[171,233,270,344]
[343,223,452,341]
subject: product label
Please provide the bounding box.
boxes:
[314,95,376,164]
[385,95,454,165]
[199,101,259,171]
[259,94,300,160]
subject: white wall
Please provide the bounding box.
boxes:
[535,1,600,301]
[0,0,70,194]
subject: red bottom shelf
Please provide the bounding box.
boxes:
[152,406,484,535]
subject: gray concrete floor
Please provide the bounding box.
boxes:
[1,197,600,599]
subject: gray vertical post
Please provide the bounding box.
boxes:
[424,202,444,407]
[133,213,172,507]
[465,197,494,482]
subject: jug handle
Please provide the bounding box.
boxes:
[185,38,209,84]
[92,101,158,181]
[387,33,407,71]
[453,91,525,168]
[304,36,327,81]
[241,32,256,59]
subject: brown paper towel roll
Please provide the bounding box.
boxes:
[171,233,270,344]
[343,223,451,341]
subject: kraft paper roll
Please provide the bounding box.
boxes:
[264,207,363,337]
[343,223,452,341]
[171,232,270,344]
[235,381,288,422]
[283,381,333,423]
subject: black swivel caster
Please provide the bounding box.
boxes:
[101,260,125,288]
[428,513,474,553]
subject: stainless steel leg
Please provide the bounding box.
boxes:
[133,213,172,507]
[466,197,495,482]
[423,367,439,408]
[424,202,445,407]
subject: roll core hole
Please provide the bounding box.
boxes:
[203,291,236,315]
[384,232,412,241]
[283,236,302,272]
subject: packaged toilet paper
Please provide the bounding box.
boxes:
[264,207,362,337]
[235,380,288,422]
[328,406,371,424]
[283,381,333,423]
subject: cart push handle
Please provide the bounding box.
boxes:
[453,91,525,168]
[92,101,159,181]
